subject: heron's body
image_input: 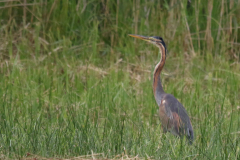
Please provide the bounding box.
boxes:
[129,34,194,144]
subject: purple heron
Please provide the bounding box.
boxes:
[129,34,194,144]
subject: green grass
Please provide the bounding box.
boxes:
[0,0,240,159]
[0,51,239,159]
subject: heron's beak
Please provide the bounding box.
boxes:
[128,34,152,42]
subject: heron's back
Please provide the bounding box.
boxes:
[160,94,194,142]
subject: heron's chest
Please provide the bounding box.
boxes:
[159,100,173,123]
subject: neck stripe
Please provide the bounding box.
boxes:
[153,43,166,97]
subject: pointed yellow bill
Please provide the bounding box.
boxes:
[128,34,151,42]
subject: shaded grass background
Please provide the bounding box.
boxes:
[0,0,240,159]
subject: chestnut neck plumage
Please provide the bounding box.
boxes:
[153,42,166,106]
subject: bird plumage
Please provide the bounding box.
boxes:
[129,34,194,144]
[160,94,194,142]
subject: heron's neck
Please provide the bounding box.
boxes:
[153,43,166,105]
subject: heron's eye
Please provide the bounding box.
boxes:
[152,36,163,40]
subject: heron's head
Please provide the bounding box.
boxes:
[128,34,166,48]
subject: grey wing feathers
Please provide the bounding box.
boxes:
[163,94,194,142]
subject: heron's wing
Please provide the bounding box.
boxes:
[160,94,194,140]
